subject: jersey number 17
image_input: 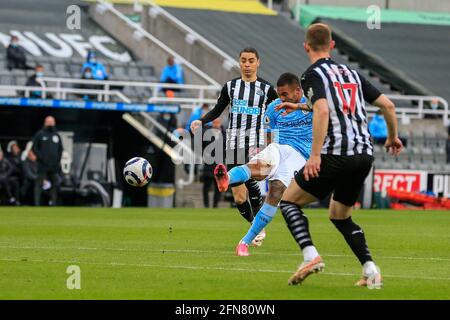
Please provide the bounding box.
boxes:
[333,82,357,115]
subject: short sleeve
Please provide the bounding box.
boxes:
[263,100,279,133]
[357,72,382,104]
[266,86,278,105]
[301,71,327,105]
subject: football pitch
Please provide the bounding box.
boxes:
[0,207,449,300]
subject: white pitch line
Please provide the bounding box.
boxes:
[0,257,449,281]
[0,245,450,262]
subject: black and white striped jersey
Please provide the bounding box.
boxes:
[301,57,382,156]
[201,77,278,150]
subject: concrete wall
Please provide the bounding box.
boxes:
[89,4,216,86]
[287,0,450,12]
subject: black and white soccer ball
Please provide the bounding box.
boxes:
[123,157,153,187]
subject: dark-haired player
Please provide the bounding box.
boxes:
[191,48,278,245]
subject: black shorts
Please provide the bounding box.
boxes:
[294,154,374,207]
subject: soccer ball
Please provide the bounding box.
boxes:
[123,157,153,187]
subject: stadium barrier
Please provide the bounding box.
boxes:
[369,94,449,126]
[0,78,220,109]
[1,78,447,123]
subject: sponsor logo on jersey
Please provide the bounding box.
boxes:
[256,89,265,96]
[232,99,248,107]
[277,117,312,128]
[231,106,261,115]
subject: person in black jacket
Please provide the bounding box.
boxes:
[21,149,38,205]
[6,140,22,204]
[32,116,63,206]
[0,149,18,205]
[6,36,33,71]
[25,65,52,99]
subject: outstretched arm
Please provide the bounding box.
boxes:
[303,98,329,181]
[191,84,230,133]
[372,95,403,155]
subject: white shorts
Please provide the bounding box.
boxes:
[250,143,307,188]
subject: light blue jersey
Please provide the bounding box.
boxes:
[264,97,312,159]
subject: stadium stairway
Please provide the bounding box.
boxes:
[152,4,401,95]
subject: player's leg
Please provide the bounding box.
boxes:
[221,148,255,223]
[330,154,381,288]
[229,160,271,224]
[280,154,336,285]
[231,184,254,223]
[245,179,263,219]
[216,146,277,223]
[280,180,325,285]
[236,180,285,256]
[215,145,276,191]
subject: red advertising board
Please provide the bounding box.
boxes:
[373,170,428,194]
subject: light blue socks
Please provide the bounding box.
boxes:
[242,202,278,245]
[228,165,251,185]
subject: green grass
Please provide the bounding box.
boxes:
[0,207,449,299]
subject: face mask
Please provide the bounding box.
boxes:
[36,72,44,78]
[163,114,171,121]
[85,72,92,78]
[90,58,97,63]
[11,42,18,47]
[45,125,55,131]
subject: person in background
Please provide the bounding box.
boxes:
[21,149,38,205]
[368,111,387,145]
[81,50,108,81]
[185,104,211,131]
[32,116,63,206]
[6,140,22,204]
[6,35,33,71]
[79,66,100,101]
[160,56,184,95]
[202,118,225,208]
[0,148,18,205]
[25,65,49,98]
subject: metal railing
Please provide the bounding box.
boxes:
[375,94,449,126]
[95,0,221,87]
[39,77,221,107]
[2,80,448,125]
[144,0,240,71]
[0,84,130,102]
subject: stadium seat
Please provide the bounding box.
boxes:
[0,75,14,85]
[14,76,27,86]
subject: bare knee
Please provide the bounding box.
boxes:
[232,185,247,204]
[329,199,352,219]
[247,161,271,181]
[281,180,317,207]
